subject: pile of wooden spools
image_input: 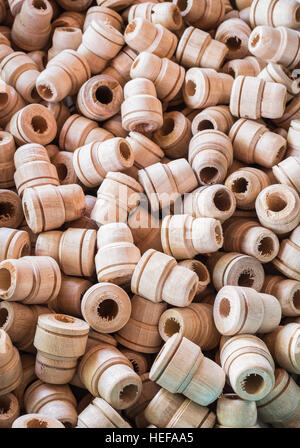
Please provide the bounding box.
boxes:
[1,0,300,430]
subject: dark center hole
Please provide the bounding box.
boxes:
[0,202,14,220]
[226,36,242,51]
[0,396,11,414]
[186,80,196,96]
[32,0,47,9]
[0,308,8,327]
[293,289,300,310]
[95,86,113,104]
[161,117,174,136]
[26,418,48,428]
[197,119,214,131]
[38,84,54,100]
[213,189,232,211]
[258,237,274,256]
[200,167,218,184]
[231,177,248,194]
[238,271,254,288]
[266,193,287,212]
[119,142,131,160]
[0,92,8,107]
[0,269,11,291]
[31,116,48,134]
[97,299,118,321]
[164,317,180,337]
[219,298,231,317]
[242,373,264,395]
[56,163,68,181]
[192,262,208,282]
[119,384,138,404]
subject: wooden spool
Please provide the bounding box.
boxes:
[0,81,25,128]
[216,394,257,428]
[0,228,30,261]
[0,329,22,395]
[262,275,300,317]
[77,397,131,428]
[191,106,234,136]
[0,190,23,229]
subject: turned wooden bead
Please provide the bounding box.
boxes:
[11,0,53,51]
[161,214,223,260]
[51,151,78,186]
[191,106,234,136]
[124,18,178,59]
[287,119,300,157]
[159,302,220,351]
[145,388,216,428]
[27,51,47,72]
[272,156,300,193]
[225,167,271,210]
[35,228,97,277]
[248,26,300,70]
[0,228,30,261]
[255,184,300,235]
[116,294,167,354]
[95,222,141,286]
[188,130,233,185]
[263,324,300,374]
[214,285,281,336]
[34,313,89,384]
[130,52,184,103]
[273,226,300,281]
[0,33,13,64]
[59,114,113,152]
[77,75,123,122]
[174,0,225,30]
[121,78,163,133]
[78,343,142,409]
[274,95,300,131]
[52,11,85,30]
[250,0,300,29]
[103,46,137,88]
[77,397,131,428]
[103,113,129,138]
[229,118,287,168]
[13,354,36,409]
[0,81,25,129]
[22,184,86,233]
[14,143,59,196]
[1,51,41,103]
[48,27,82,61]
[138,158,198,212]
[184,69,233,110]
[0,189,23,228]
[208,252,265,292]
[230,75,287,120]
[258,63,300,101]
[220,334,275,401]
[215,18,251,60]
[91,172,143,226]
[150,334,225,406]
[153,111,191,159]
[12,414,65,428]
[183,185,236,223]
[56,0,92,12]
[81,282,131,333]
[78,21,124,74]
[257,369,300,428]
[83,6,123,32]
[49,275,92,318]
[0,131,16,188]
[222,218,280,263]
[223,55,266,78]
[24,380,77,427]
[0,330,22,395]
[216,394,257,428]
[0,256,61,304]
[262,275,300,317]
[131,249,199,307]
[0,393,20,428]
[178,259,210,298]
[36,50,91,103]
[41,101,71,138]
[127,3,182,31]
[176,27,228,70]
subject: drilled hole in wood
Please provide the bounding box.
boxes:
[119,384,138,403]
[186,80,196,96]
[231,177,248,194]
[200,167,218,184]
[219,298,231,317]
[26,418,48,428]
[226,36,242,51]
[161,117,174,136]
[197,119,214,131]
[266,193,287,212]
[119,142,131,160]
[0,396,11,414]
[0,268,11,291]
[238,270,254,288]
[0,92,8,107]
[38,84,54,100]
[293,289,300,310]
[258,237,274,256]
[95,86,113,104]
[242,373,264,395]
[191,261,208,282]
[0,202,14,221]
[32,0,47,10]
[0,308,8,327]
[164,317,180,337]
[56,163,68,181]
[214,189,232,211]
[97,299,118,321]
[31,116,48,134]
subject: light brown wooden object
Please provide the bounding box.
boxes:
[220,334,275,401]
[120,350,149,376]
[225,167,271,210]
[102,46,136,88]
[258,63,300,101]
[13,354,36,409]
[153,111,191,159]
[255,184,300,235]
[287,119,300,157]
[51,152,78,186]
[272,156,300,193]
[24,380,77,427]
[78,343,142,409]
[52,11,85,30]
[48,27,82,61]
[14,143,59,197]
[42,101,71,138]
[257,369,300,428]
[274,95,300,132]
[12,414,65,428]
[248,26,300,70]
[144,388,215,428]
[8,0,24,16]
[222,218,280,263]
[28,51,47,72]
[130,52,184,103]
[0,33,12,64]
[0,82,25,128]
[138,158,198,213]
[0,393,20,428]
[0,330,22,395]
[1,51,41,103]
[34,313,89,384]
[150,334,225,406]
[262,275,300,317]
[250,0,300,29]
[22,184,86,233]
[214,285,281,336]
[0,228,30,261]
[191,106,234,136]
[230,75,287,120]
[36,50,91,103]
[0,190,23,229]
[0,131,15,188]
[158,302,220,351]
[208,252,265,292]
[11,0,53,51]
[183,185,236,223]
[83,6,123,32]
[223,55,266,78]
[178,259,210,298]
[95,222,141,286]
[121,78,163,133]
[161,214,223,260]
[216,394,257,428]
[56,0,92,11]
[77,397,132,428]
[91,172,143,226]
[124,18,177,59]
[229,118,287,168]
[273,226,300,281]
[215,18,251,60]
[176,27,228,70]
[73,138,133,189]
[77,21,124,75]
[35,228,96,277]
[49,275,92,318]
[116,294,167,354]
[188,129,233,185]
[0,256,61,304]
[127,204,162,255]
[127,2,182,31]
[174,0,225,31]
